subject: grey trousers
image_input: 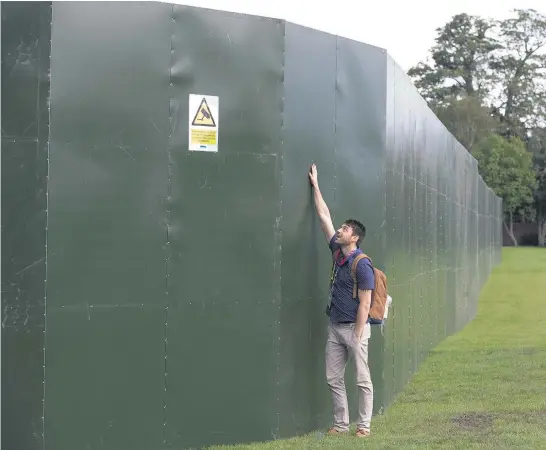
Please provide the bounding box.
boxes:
[325,321,373,431]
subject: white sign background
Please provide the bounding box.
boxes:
[188,94,219,152]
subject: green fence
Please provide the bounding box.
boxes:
[1,2,502,449]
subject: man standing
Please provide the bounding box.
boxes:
[308,163,374,438]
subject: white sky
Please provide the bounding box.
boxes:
[166,0,546,71]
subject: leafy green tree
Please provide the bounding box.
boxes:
[435,95,500,150]
[528,128,546,246]
[472,134,537,246]
[409,9,546,139]
[407,13,499,107]
[489,9,546,139]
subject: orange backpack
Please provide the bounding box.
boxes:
[350,254,388,324]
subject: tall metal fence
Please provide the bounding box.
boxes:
[1,2,502,450]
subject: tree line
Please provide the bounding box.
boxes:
[408,8,546,246]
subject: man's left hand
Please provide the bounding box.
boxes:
[353,328,364,342]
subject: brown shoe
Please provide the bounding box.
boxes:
[356,428,370,437]
[327,428,348,436]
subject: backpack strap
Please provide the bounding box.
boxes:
[350,253,368,298]
[360,253,373,266]
[330,249,342,286]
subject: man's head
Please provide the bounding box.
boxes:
[334,219,366,247]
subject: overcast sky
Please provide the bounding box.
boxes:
[168,0,545,72]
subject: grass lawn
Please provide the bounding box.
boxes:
[208,248,546,450]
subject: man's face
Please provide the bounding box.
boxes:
[335,223,357,246]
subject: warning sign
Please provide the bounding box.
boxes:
[191,98,216,127]
[189,94,219,152]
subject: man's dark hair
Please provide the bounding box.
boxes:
[345,219,366,246]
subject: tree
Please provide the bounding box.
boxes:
[528,128,546,246]
[472,134,537,245]
[407,13,500,108]
[435,95,500,150]
[489,9,546,139]
[409,9,546,137]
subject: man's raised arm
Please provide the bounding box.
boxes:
[309,164,335,243]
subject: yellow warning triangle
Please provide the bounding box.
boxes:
[191,98,216,127]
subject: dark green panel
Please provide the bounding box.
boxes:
[278,23,336,437]
[446,142,454,334]
[446,141,455,336]
[165,153,279,448]
[389,60,407,396]
[48,1,172,148]
[407,151,416,380]
[1,139,47,300]
[46,143,168,309]
[46,3,171,449]
[1,139,47,450]
[1,2,43,138]
[455,144,467,330]
[414,109,425,369]
[169,5,284,156]
[44,308,165,450]
[435,121,447,344]
[414,182,424,369]
[406,82,416,385]
[1,3,51,449]
[383,55,396,408]
[164,7,284,447]
[334,37,387,416]
[454,149,463,331]
[423,119,433,355]
[424,115,437,356]
[391,150,406,389]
